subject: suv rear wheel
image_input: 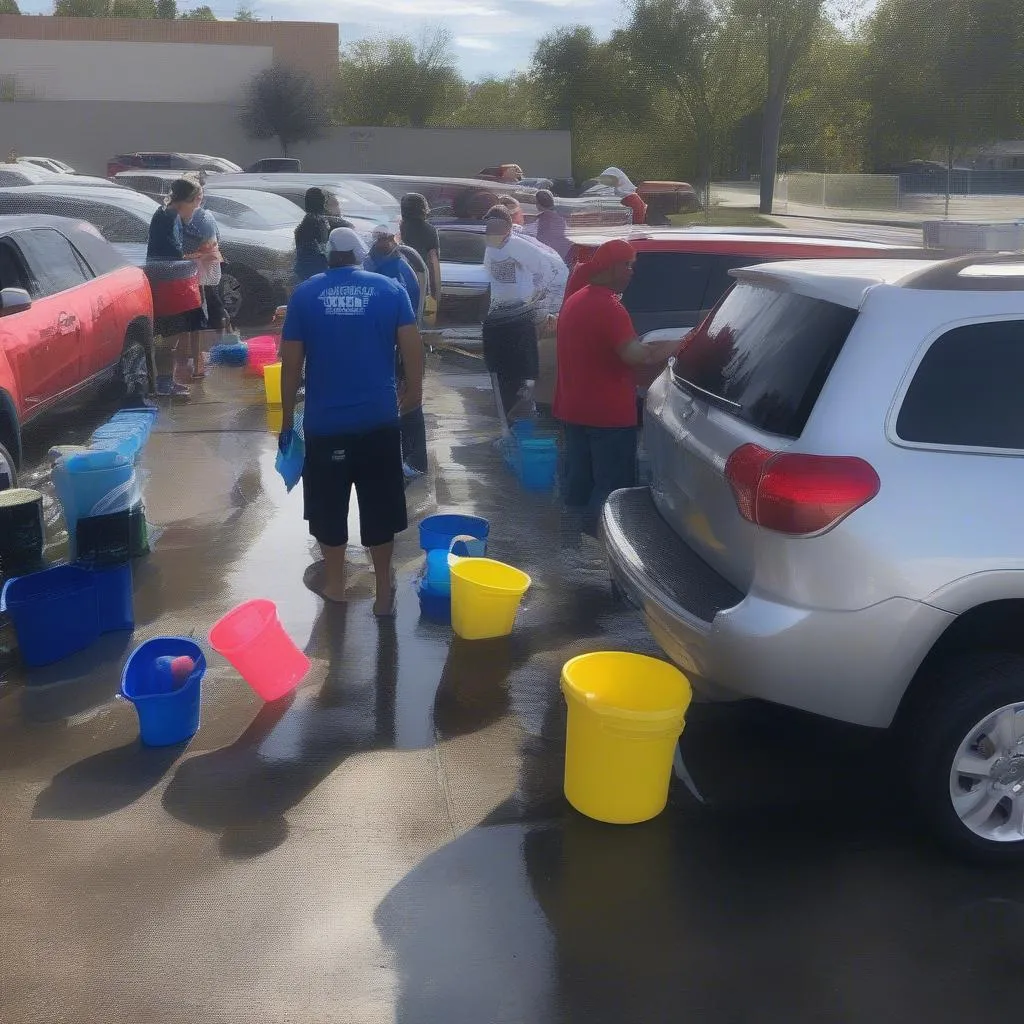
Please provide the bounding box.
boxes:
[908,652,1024,863]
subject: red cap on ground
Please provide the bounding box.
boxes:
[586,239,636,279]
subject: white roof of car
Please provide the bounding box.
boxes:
[734,255,1024,308]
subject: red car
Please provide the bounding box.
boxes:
[0,215,154,489]
[536,226,926,405]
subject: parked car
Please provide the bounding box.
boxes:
[536,227,918,404]
[106,153,241,177]
[603,253,1024,861]
[578,179,703,222]
[325,174,630,229]
[0,215,153,488]
[18,156,76,175]
[0,164,121,189]
[432,224,491,324]
[209,173,400,227]
[245,158,302,173]
[0,185,294,324]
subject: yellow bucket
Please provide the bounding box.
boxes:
[263,361,282,405]
[561,652,692,824]
[450,557,531,640]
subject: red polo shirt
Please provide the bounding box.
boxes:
[553,284,638,428]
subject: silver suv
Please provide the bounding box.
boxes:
[603,254,1024,861]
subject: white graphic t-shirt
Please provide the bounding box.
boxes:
[484,233,566,320]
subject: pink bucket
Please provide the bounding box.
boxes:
[245,335,279,376]
[208,599,309,701]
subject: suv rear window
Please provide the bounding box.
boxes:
[896,319,1024,449]
[672,282,858,438]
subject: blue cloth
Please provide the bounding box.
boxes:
[147,205,183,262]
[183,207,220,251]
[364,249,421,315]
[281,267,416,436]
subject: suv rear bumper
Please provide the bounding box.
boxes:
[602,488,954,728]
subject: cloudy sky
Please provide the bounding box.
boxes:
[18,0,620,79]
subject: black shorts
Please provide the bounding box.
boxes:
[302,425,407,548]
[202,284,226,330]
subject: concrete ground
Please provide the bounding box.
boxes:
[3,357,1024,1024]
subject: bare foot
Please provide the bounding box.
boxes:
[319,585,347,604]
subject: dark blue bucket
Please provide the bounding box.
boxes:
[121,637,205,747]
[417,578,451,623]
[89,562,135,633]
[418,514,489,556]
[1,564,99,667]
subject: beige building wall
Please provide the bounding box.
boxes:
[0,14,338,83]
[0,39,274,103]
[0,101,572,178]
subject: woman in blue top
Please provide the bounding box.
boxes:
[147,177,205,398]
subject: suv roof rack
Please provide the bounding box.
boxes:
[901,253,1024,291]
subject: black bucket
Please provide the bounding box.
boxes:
[76,502,149,567]
[0,487,45,579]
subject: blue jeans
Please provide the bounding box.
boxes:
[562,424,638,522]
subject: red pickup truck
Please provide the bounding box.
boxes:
[0,215,153,489]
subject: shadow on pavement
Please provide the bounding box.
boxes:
[33,739,184,820]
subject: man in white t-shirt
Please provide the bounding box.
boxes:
[482,205,567,425]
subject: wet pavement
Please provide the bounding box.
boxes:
[3,357,1024,1023]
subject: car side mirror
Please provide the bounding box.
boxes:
[0,287,31,316]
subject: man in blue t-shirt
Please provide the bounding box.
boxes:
[280,227,424,616]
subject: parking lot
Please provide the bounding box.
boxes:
[2,356,1024,1024]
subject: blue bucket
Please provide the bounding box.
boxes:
[519,437,558,492]
[418,578,451,623]
[511,419,536,440]
[418,514,489,556]
[90,428,144,463]
[61,450,133,522]
[89,562,135,633]
[121,637,205,746]
[1,565,100,667]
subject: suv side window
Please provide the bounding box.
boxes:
[623,252,712,314]
[896,319,1024,449]
[13,228,94,298]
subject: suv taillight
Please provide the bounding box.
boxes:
[725,444,880,536]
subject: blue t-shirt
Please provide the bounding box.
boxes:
[282,267,416,436]
[147,204,183,262]
[183,207,220,250]
[363,249,421,315]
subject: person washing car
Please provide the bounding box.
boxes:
[398,193,441,320]
[531,189,571,262]
[279,227,424,616]
[481,205,566,429]
[599,167,648,226]
[553,239,681,528]
[181,201,229,377]
[364,225,428,478]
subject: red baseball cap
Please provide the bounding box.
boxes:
[586,239,636,278]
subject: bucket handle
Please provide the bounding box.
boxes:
[571,686,688,730]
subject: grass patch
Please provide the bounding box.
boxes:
[669,207,778,228]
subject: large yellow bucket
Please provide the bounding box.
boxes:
[450,557,531,640]
[263,362,282,405]
[561,652,692,824]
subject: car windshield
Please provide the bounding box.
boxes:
[204,191,302,229]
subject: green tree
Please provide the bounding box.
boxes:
[864,0,1024,175]
[179,4,215,16]
[0,0,21,13]
[615,0,762,188]
[336,29,465,127]
[241,63,329,155]
[235,3,257,19]
[54,0,158,14]
[730,0,825,211]
[451,76,538,129]
[156,0,176,16]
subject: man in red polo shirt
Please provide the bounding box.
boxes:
[553,239,682,526]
